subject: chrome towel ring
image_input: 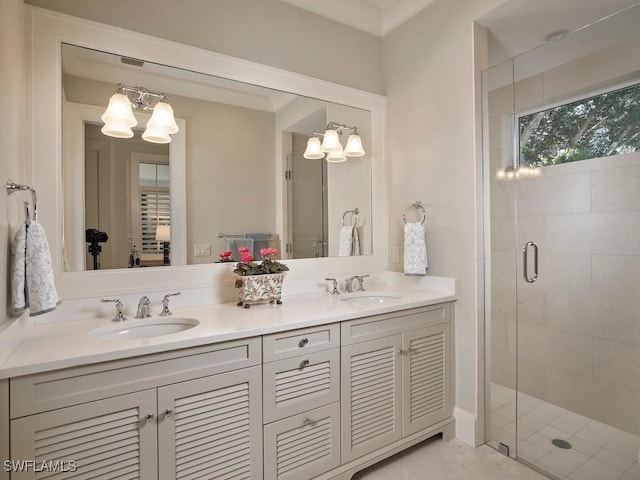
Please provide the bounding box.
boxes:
[403,201,426,225]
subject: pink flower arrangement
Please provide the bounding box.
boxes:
[232,246,289,276]
[217,250,235,263]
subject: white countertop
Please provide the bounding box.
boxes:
[0,285,455,379]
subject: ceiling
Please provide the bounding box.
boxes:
[281,0,640,66]
[279,0,438,36]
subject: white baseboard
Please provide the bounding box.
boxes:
[454,406,477,446]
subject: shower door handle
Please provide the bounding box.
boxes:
[523,241,539,283]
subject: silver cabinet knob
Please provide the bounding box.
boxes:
[298,337,309,348]
[144,413,154,423]
[164,408,173,418]
[299,359,310,369]
[302,417,311,425]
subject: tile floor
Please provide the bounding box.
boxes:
[353,435,549,480]
[490,383,640,480]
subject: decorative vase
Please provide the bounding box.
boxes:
[234,272,286,308]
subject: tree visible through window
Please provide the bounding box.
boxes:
[519,83,640,167]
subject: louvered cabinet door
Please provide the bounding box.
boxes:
[10,389,157,480]
[341,336,402,463]
[264,402,340,480]
[402,323,452,437]
[157,366,263,480]
[263,348,340,423]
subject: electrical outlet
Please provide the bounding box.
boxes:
[391,246,400,263]
[194,244,211,257]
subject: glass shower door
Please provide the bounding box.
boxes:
[485,5,640,479]
[512,14,640,476]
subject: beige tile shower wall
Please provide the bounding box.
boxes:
[488,33,640,434]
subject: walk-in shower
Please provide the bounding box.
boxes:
[483,4,640,480]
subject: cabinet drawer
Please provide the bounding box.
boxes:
[10,337,261,418]
[263,348,340,424]
[263,324,339,362]
[341,303,451,345]
[264,402,340,480]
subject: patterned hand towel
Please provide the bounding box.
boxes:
[404,222,428,275]
[12,222,61,315]
[338,225,360,256]
[11,223,27,313]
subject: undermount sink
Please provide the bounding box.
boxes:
[89,317,199,341]
[341,292,402,304]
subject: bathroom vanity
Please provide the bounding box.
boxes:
[0,288,455,480]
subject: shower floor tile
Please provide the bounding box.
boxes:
[490,383,640,480]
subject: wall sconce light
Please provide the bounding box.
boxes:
[303,121,365,163]
[101,83,179,144]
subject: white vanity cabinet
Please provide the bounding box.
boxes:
[262,325,342,480]
[340,304,453,463]
[8,338,263,480]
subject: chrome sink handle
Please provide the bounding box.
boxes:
[101,298,126,322]
[159,292,181,316]
[354,274,370,292]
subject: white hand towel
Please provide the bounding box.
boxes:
[404,222,428,275]
[11,223,27,313]
[25,222,61,315]
[338,225,356,256]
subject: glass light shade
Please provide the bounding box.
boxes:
[146,102,179,134]
[344,134,365,157]
[321,129,341,152]
[101,122,134,138]
[325,147,347,163]
[101,93,137,127]
[303,137,324,159]
[155,224,171,241]
[142,125,171,144]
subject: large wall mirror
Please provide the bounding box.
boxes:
[62,43,372,271]
[29,7,386,298]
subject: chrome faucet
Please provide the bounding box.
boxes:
[345,274,369,293]
[101,298,126,322]
[325,278,340,295]
[159,292,181,316]
[135,296,152,319]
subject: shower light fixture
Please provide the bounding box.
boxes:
[101,83,179,144]
[303,121,365,162]
[495,164,543,180]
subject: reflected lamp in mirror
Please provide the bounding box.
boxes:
[156,224,171,265]
[303,121,365,161]
[101,83,179,144]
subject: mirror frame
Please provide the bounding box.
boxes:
[28,7,387,300]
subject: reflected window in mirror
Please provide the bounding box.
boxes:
[82,123,169,270]
[135,159,171,267]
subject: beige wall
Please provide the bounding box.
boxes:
[182,96,275,264]
[1,0,26,323]
[382,0,505,424]
[26,0,384,95]
[489,35,640,435]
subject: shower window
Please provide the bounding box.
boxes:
[519,82,640,166]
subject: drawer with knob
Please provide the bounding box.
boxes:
[264,402,340,480]
[263,348,340,423]
[262,323,339,362]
